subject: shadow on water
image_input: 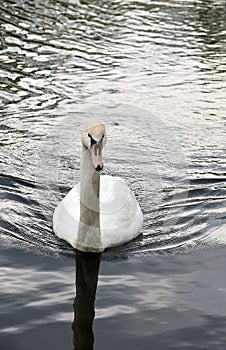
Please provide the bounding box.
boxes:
[72,251,101,350]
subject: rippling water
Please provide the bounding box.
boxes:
[1,0,226,348]
[0,0,226,256]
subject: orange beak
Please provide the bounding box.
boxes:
[91,142,103,172]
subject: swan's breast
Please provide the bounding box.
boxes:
[99,175,143,248]
[100,175,131,213]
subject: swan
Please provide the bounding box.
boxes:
[53,121,143,252]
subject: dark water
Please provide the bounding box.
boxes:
[0,0,226,348]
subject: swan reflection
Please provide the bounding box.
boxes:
[72,251,101,350]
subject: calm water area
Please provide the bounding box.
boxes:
[0,0,226,349]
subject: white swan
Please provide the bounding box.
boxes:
[53,121,143,252]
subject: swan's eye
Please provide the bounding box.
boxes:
[88,133,97,147]
[87,133,104,147]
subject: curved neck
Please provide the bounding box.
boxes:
[80,145,100,219]
[77,145,101,252]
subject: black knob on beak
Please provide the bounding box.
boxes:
[95,164,103,172]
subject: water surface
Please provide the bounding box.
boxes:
[0,0,226,348]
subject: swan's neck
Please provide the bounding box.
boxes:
[77,145,101,252]
[80,145,100,223]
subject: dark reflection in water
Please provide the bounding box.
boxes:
[72,252,100,350]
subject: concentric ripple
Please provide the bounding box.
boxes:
[0,0,226,258]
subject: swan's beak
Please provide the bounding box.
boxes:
[91,142,103,172]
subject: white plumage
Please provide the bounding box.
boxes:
[53,121,143,252]
[53,175,143,251]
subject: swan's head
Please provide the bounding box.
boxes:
[81,121,107,172]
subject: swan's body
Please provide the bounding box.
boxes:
[53,175,143,252]
[53,121,143,252]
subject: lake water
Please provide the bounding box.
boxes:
[0,0,226,348]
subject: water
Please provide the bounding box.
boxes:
[0,0,226,348]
